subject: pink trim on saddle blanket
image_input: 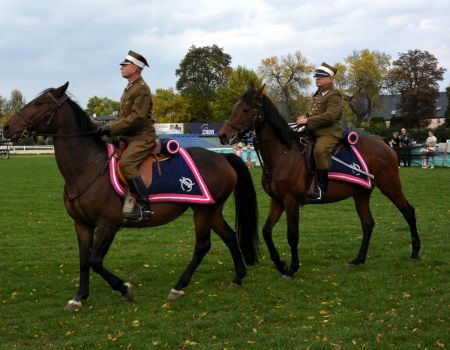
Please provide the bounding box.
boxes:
[328,145,372,189]
[107,144,215,204]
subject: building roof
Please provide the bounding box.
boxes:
[371,91,448,120]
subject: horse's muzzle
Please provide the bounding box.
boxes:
[218,133,229,145]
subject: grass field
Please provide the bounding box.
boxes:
[0,155,449,349]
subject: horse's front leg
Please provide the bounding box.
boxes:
[65,222,94,310]
[88,222,134,301]
[262,198,287,275]
[283,197,300,277]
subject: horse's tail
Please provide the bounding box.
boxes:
[225,153,260,265]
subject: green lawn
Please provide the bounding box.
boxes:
[0,156,449,349]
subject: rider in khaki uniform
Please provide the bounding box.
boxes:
[296,62,343,201]
[98,50,156,221]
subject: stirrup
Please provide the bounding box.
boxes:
[123,206,153,222]
[306,187,325,202]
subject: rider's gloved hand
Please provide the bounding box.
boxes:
[97,125,110,137]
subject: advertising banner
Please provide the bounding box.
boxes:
[155,123,184,134]
[188,123,224,136]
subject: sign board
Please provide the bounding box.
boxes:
[188,123,224,136]
[154,123,184,134]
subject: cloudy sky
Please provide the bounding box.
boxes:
[1,0,449,108]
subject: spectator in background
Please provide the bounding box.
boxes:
[245,143,254,169]
[389,131,401,167]
[399,128,413,167]
[233,142,243,158]
[421,130,437,169]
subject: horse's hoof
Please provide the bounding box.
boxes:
[167,288,185,300]
[410,256,420,262]
[65,299,82,310]
[228,282,241,288]
[124,282,134,301]
[282,274,294,280]
[346,262,362,268]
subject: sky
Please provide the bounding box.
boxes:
[1,0,449,108]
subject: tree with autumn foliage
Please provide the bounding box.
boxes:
[86,96,120,117]
[342,49,391,121]
[153,88,189,123]
[212,66,262,121]
[387,49,446,128]
[257,51,314,119]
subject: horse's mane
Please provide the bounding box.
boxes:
[66,98,97,132]
[241,88,293,149]
[260,97,293,149]
[41,88,97,132]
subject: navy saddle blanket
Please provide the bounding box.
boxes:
[329,144,372,189]
[108,144,215,204]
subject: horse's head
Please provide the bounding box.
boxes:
[218,84,265,145]
[3,82,69,142]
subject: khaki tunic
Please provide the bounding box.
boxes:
[108,76,156,179]
[307,85,343,169]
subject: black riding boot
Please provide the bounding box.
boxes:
[306,169,328,202]
[123,176,153,221]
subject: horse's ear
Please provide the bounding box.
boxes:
[256,84,265,97]
[246,82,255,91]
[54,82,69,97]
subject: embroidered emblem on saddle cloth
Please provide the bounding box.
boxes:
[107,143,215,204]
[329,132,372,189]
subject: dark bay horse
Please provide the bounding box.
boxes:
[218,85,420,277]
[4,82,259,309]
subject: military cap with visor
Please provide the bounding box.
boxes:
[313,62,337,77]
[120,50,149,68]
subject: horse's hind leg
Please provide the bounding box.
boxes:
[349,191,375,267]
[211,211,247,287]
[66,221,94,310]
[168,208,213,300]
[378,179,421,260]
[262,198,288,275]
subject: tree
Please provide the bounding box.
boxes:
[212,66,262,121]
[6,90,26,114]
[387,49,446,128]
[0,90,26,125]
[153,88,190,123]
[176,45,232,121]
[342,49,391,121]
[257,51,314,119]
[445,86,450,127]
[0,95,7,125]
[86,96,120,117]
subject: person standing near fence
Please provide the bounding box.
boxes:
[422,130,437,169]
[245,143,254,169]
[399,128,413,167]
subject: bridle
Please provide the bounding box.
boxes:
[225,97,264,145]
[14,91,96,142]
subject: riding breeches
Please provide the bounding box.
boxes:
[314,135,341,170]
[119,139,156,179]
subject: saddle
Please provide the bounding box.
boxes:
[114,138,179,188]
[297,129,359,173]
[293,128,372,189]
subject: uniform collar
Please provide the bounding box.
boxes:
[125,76,143,91]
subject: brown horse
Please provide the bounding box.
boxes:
[218,85,420,277]
[4,82,259,309]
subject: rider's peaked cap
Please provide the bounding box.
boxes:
[313,62,337,77]
[120,50,149,68]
